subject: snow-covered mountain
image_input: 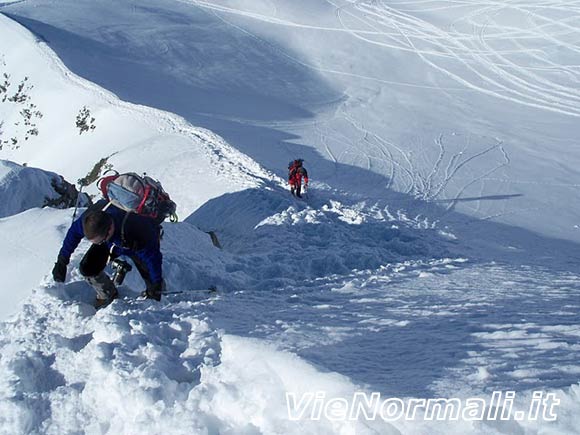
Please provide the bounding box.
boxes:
[1,1,579,434]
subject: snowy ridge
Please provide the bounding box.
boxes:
[0,12,277,218]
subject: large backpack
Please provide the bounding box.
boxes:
[288,159,301,181]
[97,171,177,224]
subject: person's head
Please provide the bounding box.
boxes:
[83,211,114,245]
[295,159,303,167]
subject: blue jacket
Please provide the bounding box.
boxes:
[58,200,163,284]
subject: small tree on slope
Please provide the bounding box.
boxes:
[0,59,43,150]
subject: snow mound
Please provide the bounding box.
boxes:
[0,160,80,218]
[188,185,454,290]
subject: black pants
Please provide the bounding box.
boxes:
[291,183,302,198]
[79,244,152,287]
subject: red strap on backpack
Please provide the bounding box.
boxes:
[97,174,119,199]
[136,185,152,215]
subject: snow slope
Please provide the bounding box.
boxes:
[1,1,580,434]
[0,9,276,315]
[3,0,579,243]
[0,12,273,215]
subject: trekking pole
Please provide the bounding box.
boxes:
[71,184,85,225]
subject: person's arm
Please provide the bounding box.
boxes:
[58,215,85,263]
[135,240,163,284]
[52,214,85,282]
[127,217,163,284]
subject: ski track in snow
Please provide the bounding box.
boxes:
[177,0,580,228]
[337,0,580,116]
[314,107,513,217]
[180,0,470,91]
[187,0,580,116]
